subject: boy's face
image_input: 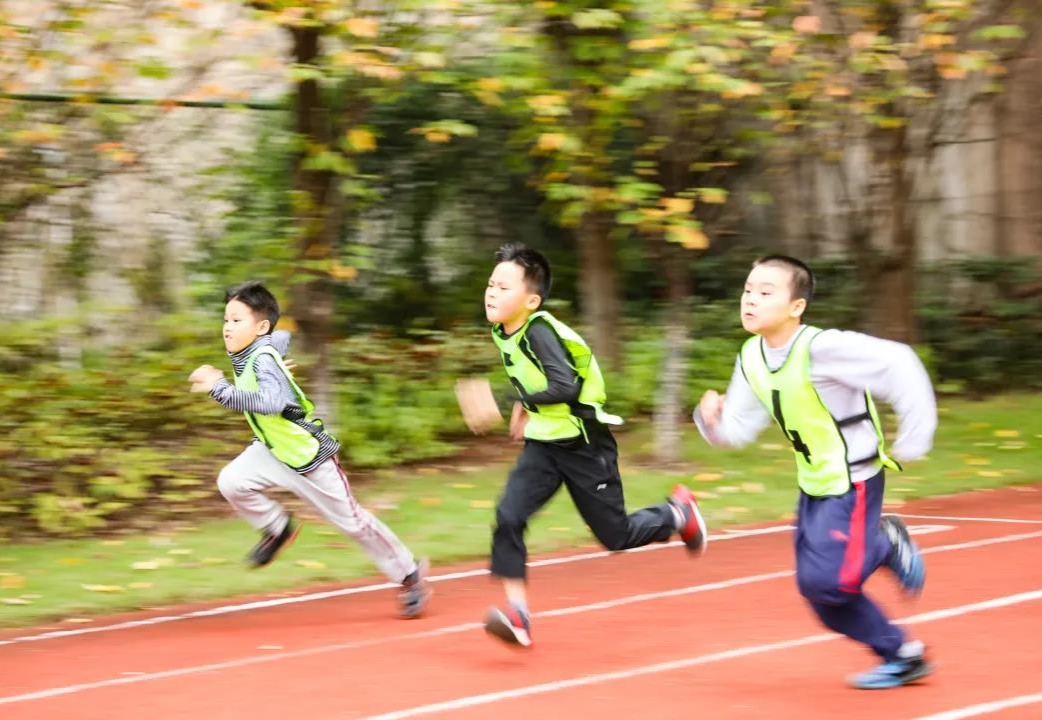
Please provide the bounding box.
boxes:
[223,298,270,353]
[485,261,542,332]
[741,264,806,336]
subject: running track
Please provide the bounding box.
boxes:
[2,486,1041,719]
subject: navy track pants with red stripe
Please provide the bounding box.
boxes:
[794,470,905,661]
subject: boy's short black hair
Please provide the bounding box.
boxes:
[752,254,815,304]
[494,243,552,306]
[225,281,279,331]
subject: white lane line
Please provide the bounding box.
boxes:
[0,569,793,706]
[897,513,1042,525]
[2,527,1039,707]
[362,589,1042,720]
[0,526,795,647]
[911,692,1042,719]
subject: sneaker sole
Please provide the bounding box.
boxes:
[484,608,532,648]
[850,660,934,690]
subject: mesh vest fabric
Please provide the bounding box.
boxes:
[739,326,900,497]
[491,311,622,442]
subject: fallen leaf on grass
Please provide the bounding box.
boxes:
[469,500,493,509]
[740,482,765,493]
[993,429,1019,438]
[419,497,443,507]
[693,472,723,482]
[129,582,154,590]
[81,584,125,593]
[449,483,476,489]
[1,597,32,605]
[168,549,193,556]
[200,557,227,565]
[295,560,326,570]
[0,573,25,589]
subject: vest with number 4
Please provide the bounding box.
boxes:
[235,344,326,470]
[739,326,901,497]
[492,311,622,442]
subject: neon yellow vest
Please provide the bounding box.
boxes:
[491,311,622,441]
[739,326,901,497]
[235,344,325,470]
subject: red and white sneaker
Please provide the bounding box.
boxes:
[484,606,532,648]
[669,484,708,555]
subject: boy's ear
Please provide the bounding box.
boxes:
[789,298,807,319]
[525,293,543,310]
[256,318,272,336]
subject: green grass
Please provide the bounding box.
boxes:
[2,394,1041,628]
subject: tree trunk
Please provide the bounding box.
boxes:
[576,211,622,370]
[863,127,918,343]
[995,18,1042,256]
[652,240,691,465]
[289,25,339,416]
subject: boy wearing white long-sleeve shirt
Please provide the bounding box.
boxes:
[694,255,936,690]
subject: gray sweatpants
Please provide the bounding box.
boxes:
[217,443,417,583]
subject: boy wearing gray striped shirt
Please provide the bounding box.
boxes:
[188,281,430,618]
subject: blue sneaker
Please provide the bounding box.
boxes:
[849,642,933,689]
[881,515,925,597]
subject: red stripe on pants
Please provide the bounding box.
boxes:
[839,481,867,594]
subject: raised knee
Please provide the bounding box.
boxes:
[216,466,245,500]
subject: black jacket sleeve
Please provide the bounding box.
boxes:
[519,319,581,406]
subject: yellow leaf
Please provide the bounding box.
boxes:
[2,598,31,605]
[200,557,227,565]
[81,584,125,593]
[825,85,851,97]
[977,470,1003,478]
[537,132,566,151]
[346,128,377,153]
[628,36,671,51]
[329,263,358,281]
[693,472,723,482]
[295,560,326,569]
[740,482,765,493]
[694,491,718,500]
[424,130,451,143]
[132,561,161,571]
[716,486,740,494]
[964,457,990,466]
[760,443,784,451]
[661,197,694,215]
[477,77,504,92]
[725,506,750,514]
[129,582,154,590]
[469,499,493,509]
[667,225,710,250]
[344,17,379,38]
[449,483,475,489]
[0,574,25,589]
[168,549,193,556]
[920,33,955,50]
[420,497,443,507]
[993,430,1019,438]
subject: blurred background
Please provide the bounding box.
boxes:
[1,0,1040,621]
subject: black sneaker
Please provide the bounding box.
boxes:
[247,516,300,568]
[484,606,532,648]
[398,559,431,619]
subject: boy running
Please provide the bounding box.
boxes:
[189,281,430,618]
[694,255,935,689]
[466,244,707,648]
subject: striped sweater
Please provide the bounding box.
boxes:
[210,330,340,473]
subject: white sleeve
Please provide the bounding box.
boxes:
[692,357,773,448]
[810,330,937,462]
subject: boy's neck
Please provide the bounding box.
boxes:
[760,322,802,349]
[502,311,538,336]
